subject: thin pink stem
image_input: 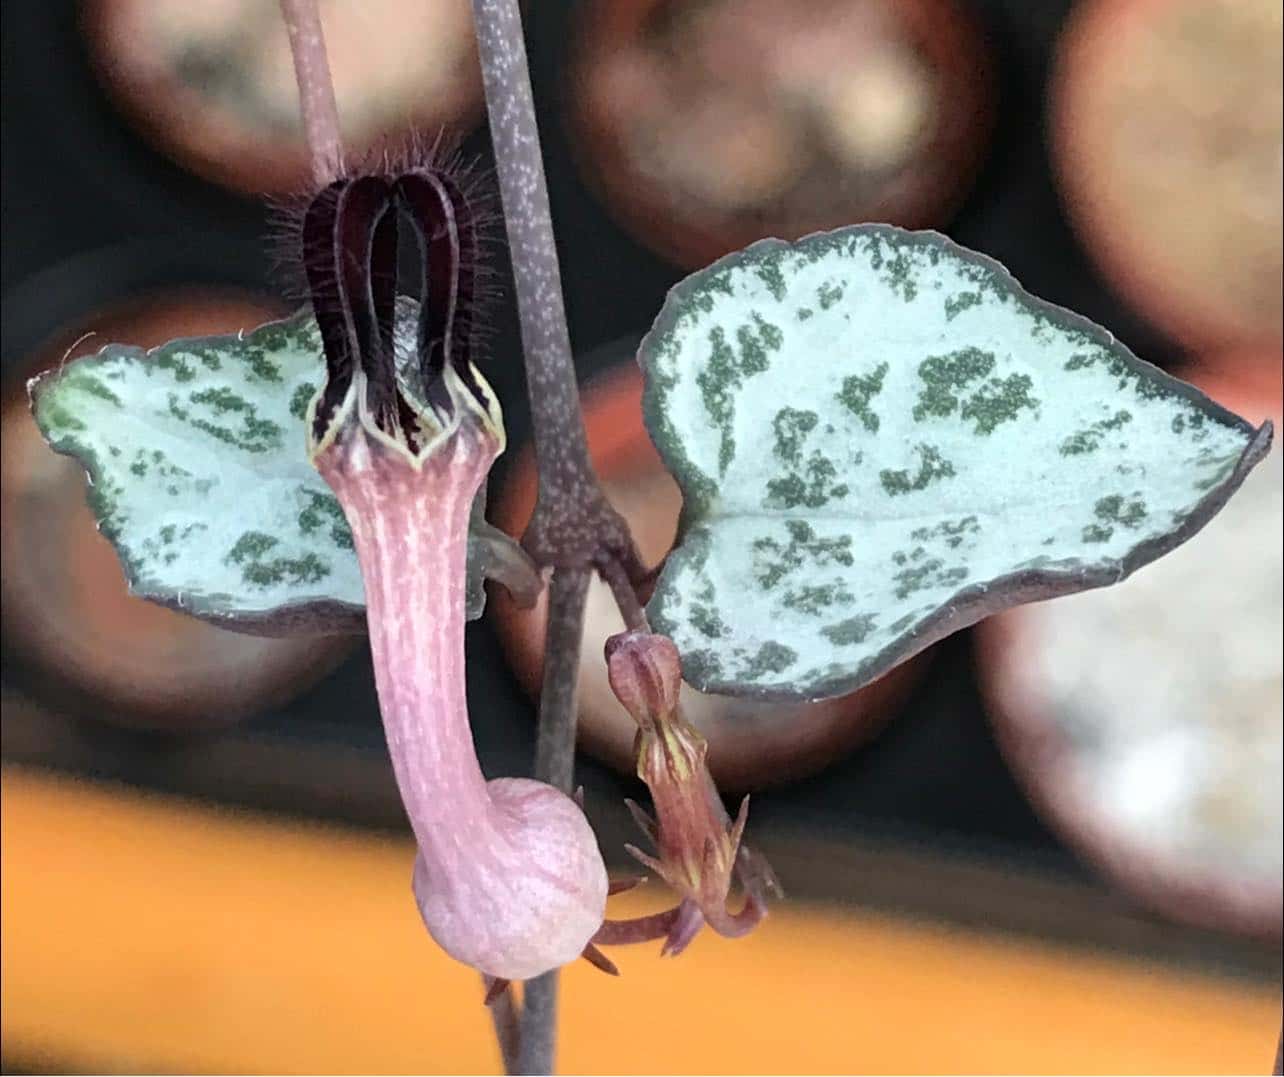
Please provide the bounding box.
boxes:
[600,556,648,630]
[592,907,683,946]
[701,891,768,940]
[279,0,344,186]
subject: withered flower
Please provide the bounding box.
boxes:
[597,630,781,956]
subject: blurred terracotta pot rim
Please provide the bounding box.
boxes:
[566,0,994,269]
[82,0,484,197]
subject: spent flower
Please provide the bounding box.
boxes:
[596,629,781,957]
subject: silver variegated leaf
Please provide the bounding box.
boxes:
[639,225,1273,700]
[30,302,503,634]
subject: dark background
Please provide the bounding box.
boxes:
[3,0,1238,963]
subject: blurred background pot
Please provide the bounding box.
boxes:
[975,363,1283,938]
[0,286,357,731]
[1050,0,1283,353]
[84,0,483,197]
[490,354,929,794]
[1192,340,1284,390]
[567,0,995,269]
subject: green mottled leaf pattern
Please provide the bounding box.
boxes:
[640,226,1272,699]
[31,303,498,633]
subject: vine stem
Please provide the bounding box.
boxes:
[515,567,591,1074]
[467,0,590,500]
[532,568,592,791]
[469,1,644,1073]
[487,982,522,1075]
[278,0,343,186]
[468,0,642,582]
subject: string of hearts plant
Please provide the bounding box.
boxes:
[28,1,1275,1074]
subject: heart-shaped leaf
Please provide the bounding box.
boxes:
[30,302,508,634]
[639,226,1273,700]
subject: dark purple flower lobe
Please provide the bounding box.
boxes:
[302,166,486,445]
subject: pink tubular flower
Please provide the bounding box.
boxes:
[596,630,781,957]
[303,167,607,982]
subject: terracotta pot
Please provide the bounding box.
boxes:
[1186,340,1284,395]
[975,364,1282,937]
[84,0,483,197]
[567,0,994,269]
[1050,0,1283,352]
[489,359,928,794]
[0,290,357,731]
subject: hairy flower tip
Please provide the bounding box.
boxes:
[413,778,608,981]
[300,164,500,466]
[265,136,502,355]
[598,631,780,958]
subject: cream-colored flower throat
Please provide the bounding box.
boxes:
[306,356,504,466]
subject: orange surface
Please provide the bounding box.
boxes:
[1,765,1278,1075]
